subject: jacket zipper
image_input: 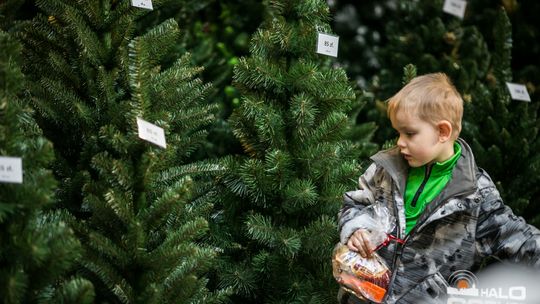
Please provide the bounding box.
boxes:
[384,163,434,302]
[404,188,475,244]
[381,185,402,303]
[382,188,476,303]
[410,164,433,207]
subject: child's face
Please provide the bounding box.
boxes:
[391,110,445,167]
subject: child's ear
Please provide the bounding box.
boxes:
[437,120,452,142]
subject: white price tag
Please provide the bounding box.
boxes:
[0,156,23,184]
[131,0,153,10]
[137,117,167,148]
[316,32,339,58]
[506,82,531,102]
[443,0,467,19]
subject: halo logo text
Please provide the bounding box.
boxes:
[447,270,526,304]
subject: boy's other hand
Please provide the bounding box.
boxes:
[347,229,373,258]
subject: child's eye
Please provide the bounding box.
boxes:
[405,132,416,136]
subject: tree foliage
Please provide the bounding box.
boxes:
[18,1,229,303]
[213,0,374,302]
[0,30,94,304]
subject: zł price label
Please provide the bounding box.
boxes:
[316,32,339,58]
[506,82,531,102]
[0,156,23,184]
[443,0,467,19]
[137,117,167,148]
[131,0,153,10]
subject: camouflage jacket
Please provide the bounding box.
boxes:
[338,138,540,304]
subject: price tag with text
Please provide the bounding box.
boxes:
[443,0,467,19]
[506,82,531,102]
[137,117,167,148]
[316,32,339,58]
[131,0,153,10]
[0,156,23,184]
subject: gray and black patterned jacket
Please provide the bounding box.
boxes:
[338,138,540,303]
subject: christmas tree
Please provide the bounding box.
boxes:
[214,0,371,302]
[0,30,94,304]
[18,1,229,302]
[509,2,540,103]
[460,9,540,226]
[466,0,540,102]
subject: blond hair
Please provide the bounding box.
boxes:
[387,73,463,139]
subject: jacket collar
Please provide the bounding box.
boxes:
[440,138,478,199]
[370,145,408,195]
[370,138,478,200]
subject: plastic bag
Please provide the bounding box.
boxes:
[332,203,399,303]
[332,244,391,303]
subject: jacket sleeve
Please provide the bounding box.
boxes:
[338,163,379,244]
[475,171,540,267]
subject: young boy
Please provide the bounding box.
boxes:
[338,73,540,303]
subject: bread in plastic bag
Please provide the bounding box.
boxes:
[333,243,391,303]
[332,203,400,303]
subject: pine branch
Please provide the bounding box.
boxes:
[50,277,95,304]
[156,161,225,185]
[86,231,130,268]
[245,213,276,247]
[402,63,417,84]
[81,259,133,304]
[282,178,318,213]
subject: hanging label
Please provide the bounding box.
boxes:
[443,0,467,19]
[137,117,167,148]
[131,0,153,10]
[0,156,23,184]
[316,32,339,58]
[506,82,531,102]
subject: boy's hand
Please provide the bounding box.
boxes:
[347,229,374,258]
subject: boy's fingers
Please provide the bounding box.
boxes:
[347,235,367,257]
[350,234,367,258]
[347,237,359,252]
[348,229,376,258]
[359,230,373,257]
[357,232,372,258]
[353,230,372,258]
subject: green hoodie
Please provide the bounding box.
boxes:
[404,142,461,234]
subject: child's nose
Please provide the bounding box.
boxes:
[397,136,406,148]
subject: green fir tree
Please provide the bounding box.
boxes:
[214,0,373,302]
[460,9,540,226]
[466,0,540,102]
[18,1,229,303]
[0,31,94,304]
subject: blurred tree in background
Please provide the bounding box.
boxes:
[180,1,264,159]
[0,0,34,30]
[467,0,540,102]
